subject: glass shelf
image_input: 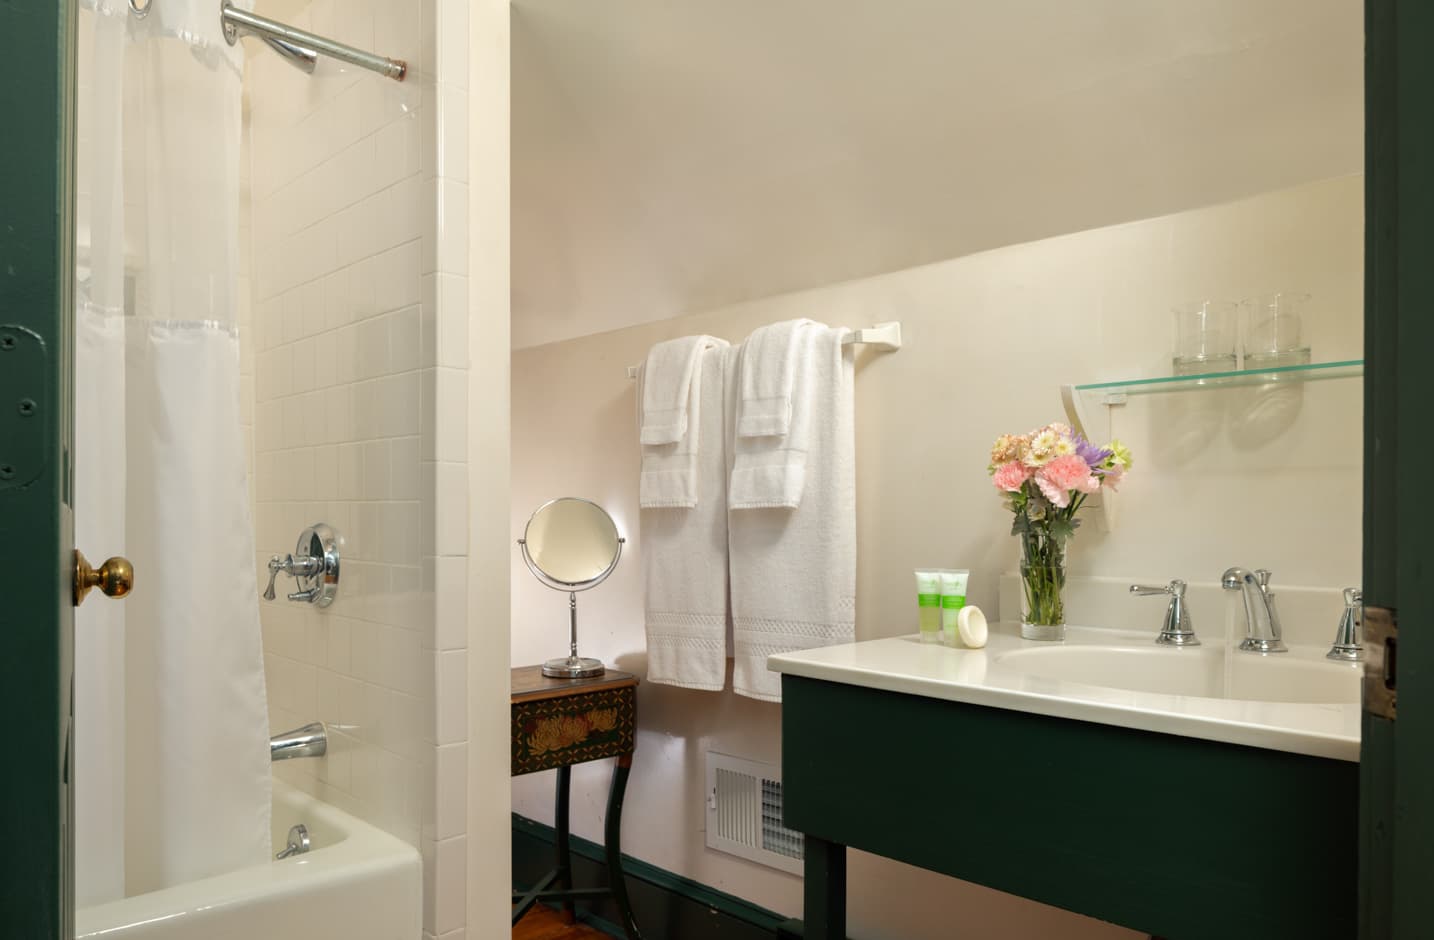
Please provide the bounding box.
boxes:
[1073,359,1363,399]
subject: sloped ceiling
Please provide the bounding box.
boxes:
[511,0,1361,348]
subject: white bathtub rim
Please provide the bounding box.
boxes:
[76,780,418,937]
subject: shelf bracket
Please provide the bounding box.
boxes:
[1060,383,1116,533]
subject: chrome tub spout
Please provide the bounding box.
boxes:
[270,721,327,761]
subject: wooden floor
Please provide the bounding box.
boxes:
[513,904,611,940]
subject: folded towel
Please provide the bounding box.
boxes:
[642,344,732,691]
[728,322,822,509]
[640,335,727,446]
[735,319,815,439]
[729,325,856,702]
[639,335,727,508]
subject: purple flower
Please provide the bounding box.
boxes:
[1072,434,1112,469]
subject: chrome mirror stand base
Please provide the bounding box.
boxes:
[542,656,605,679]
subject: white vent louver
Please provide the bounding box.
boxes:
[705,752,804,876]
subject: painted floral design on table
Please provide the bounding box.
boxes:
[525,708,620,755]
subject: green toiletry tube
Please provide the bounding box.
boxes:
[915,570,942,643]
[939,569,970,646]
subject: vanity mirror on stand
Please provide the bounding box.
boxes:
[518,496,625,678]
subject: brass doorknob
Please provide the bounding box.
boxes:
[74,550,134,606]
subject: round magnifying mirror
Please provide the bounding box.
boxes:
[523,498,622,588]
[518,498,624,678]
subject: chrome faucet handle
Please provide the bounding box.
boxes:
[1129,580,1199,646]
[263,554,289,601]
[1327,587,1364,662]
[259,524,342,606]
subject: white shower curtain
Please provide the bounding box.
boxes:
[76,0,270,903]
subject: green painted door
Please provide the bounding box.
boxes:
[0,1,77,936]
[1361,2,1434,937]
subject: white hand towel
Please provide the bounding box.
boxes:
[728,321,822,510]
[640,335,727,446]
[639,335,727,508]
[735,318,816,439]
[642,344,731,691]
[729,326,856,702]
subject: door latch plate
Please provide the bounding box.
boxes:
[1363,605,1397,720]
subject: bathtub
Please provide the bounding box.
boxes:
[76,780,421,940]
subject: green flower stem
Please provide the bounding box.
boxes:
[1016,492,1085,627]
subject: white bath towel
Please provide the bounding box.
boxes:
[728,321,822,509]
[729,326,856,702]
[639,335,728,508]
[735,318,816,439]
[641,344,732,690]
[640,334,727,446]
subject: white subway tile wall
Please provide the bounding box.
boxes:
[243,0,470,935]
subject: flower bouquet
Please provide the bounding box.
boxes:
[988,424,1132,640]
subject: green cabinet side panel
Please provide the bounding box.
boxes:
[782,675,1356,940]
[0,0,77,936]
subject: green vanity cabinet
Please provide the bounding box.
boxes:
[781,674,1357,940]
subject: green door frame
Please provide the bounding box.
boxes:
[0,0,77,936]
[1361,2,1434,936]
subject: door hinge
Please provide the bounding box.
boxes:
[1363,605,1397,720]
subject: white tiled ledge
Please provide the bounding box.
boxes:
[768,624,1361,762]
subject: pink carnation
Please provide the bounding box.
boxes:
[991,460,1030,492]
[1035,454,1100,507]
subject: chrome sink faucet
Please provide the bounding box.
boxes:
[1221,567,1287,653]
[1129,579,1200,646]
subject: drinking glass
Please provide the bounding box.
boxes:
[1171,301,1238,376]
[1242,292,1311,367]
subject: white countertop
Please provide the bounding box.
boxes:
[767,623,1361,761]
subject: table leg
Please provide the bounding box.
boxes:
[604,754,643,940]
[804,835,847,940]
[555,765,574,924]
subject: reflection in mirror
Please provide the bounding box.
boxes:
[518,497,625,678]
[523,497,622,586]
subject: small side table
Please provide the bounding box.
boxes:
[510,665,643,940]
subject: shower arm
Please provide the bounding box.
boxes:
[220,0,407,82]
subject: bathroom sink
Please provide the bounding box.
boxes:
[993,644,1361,705]
[768,624,1363,760]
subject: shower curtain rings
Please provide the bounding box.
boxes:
[129,0,153,18]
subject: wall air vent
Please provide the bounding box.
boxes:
[704,752,804,876]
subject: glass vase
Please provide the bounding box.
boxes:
[1020,559,1067,642]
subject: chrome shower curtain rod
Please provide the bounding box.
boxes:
[220,0,407,81]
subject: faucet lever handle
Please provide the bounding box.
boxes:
[1130,580,1198,646]
[1129,579,1185,597]
[263,554,289,601]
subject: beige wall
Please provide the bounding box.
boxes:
[509,175,1362,940]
